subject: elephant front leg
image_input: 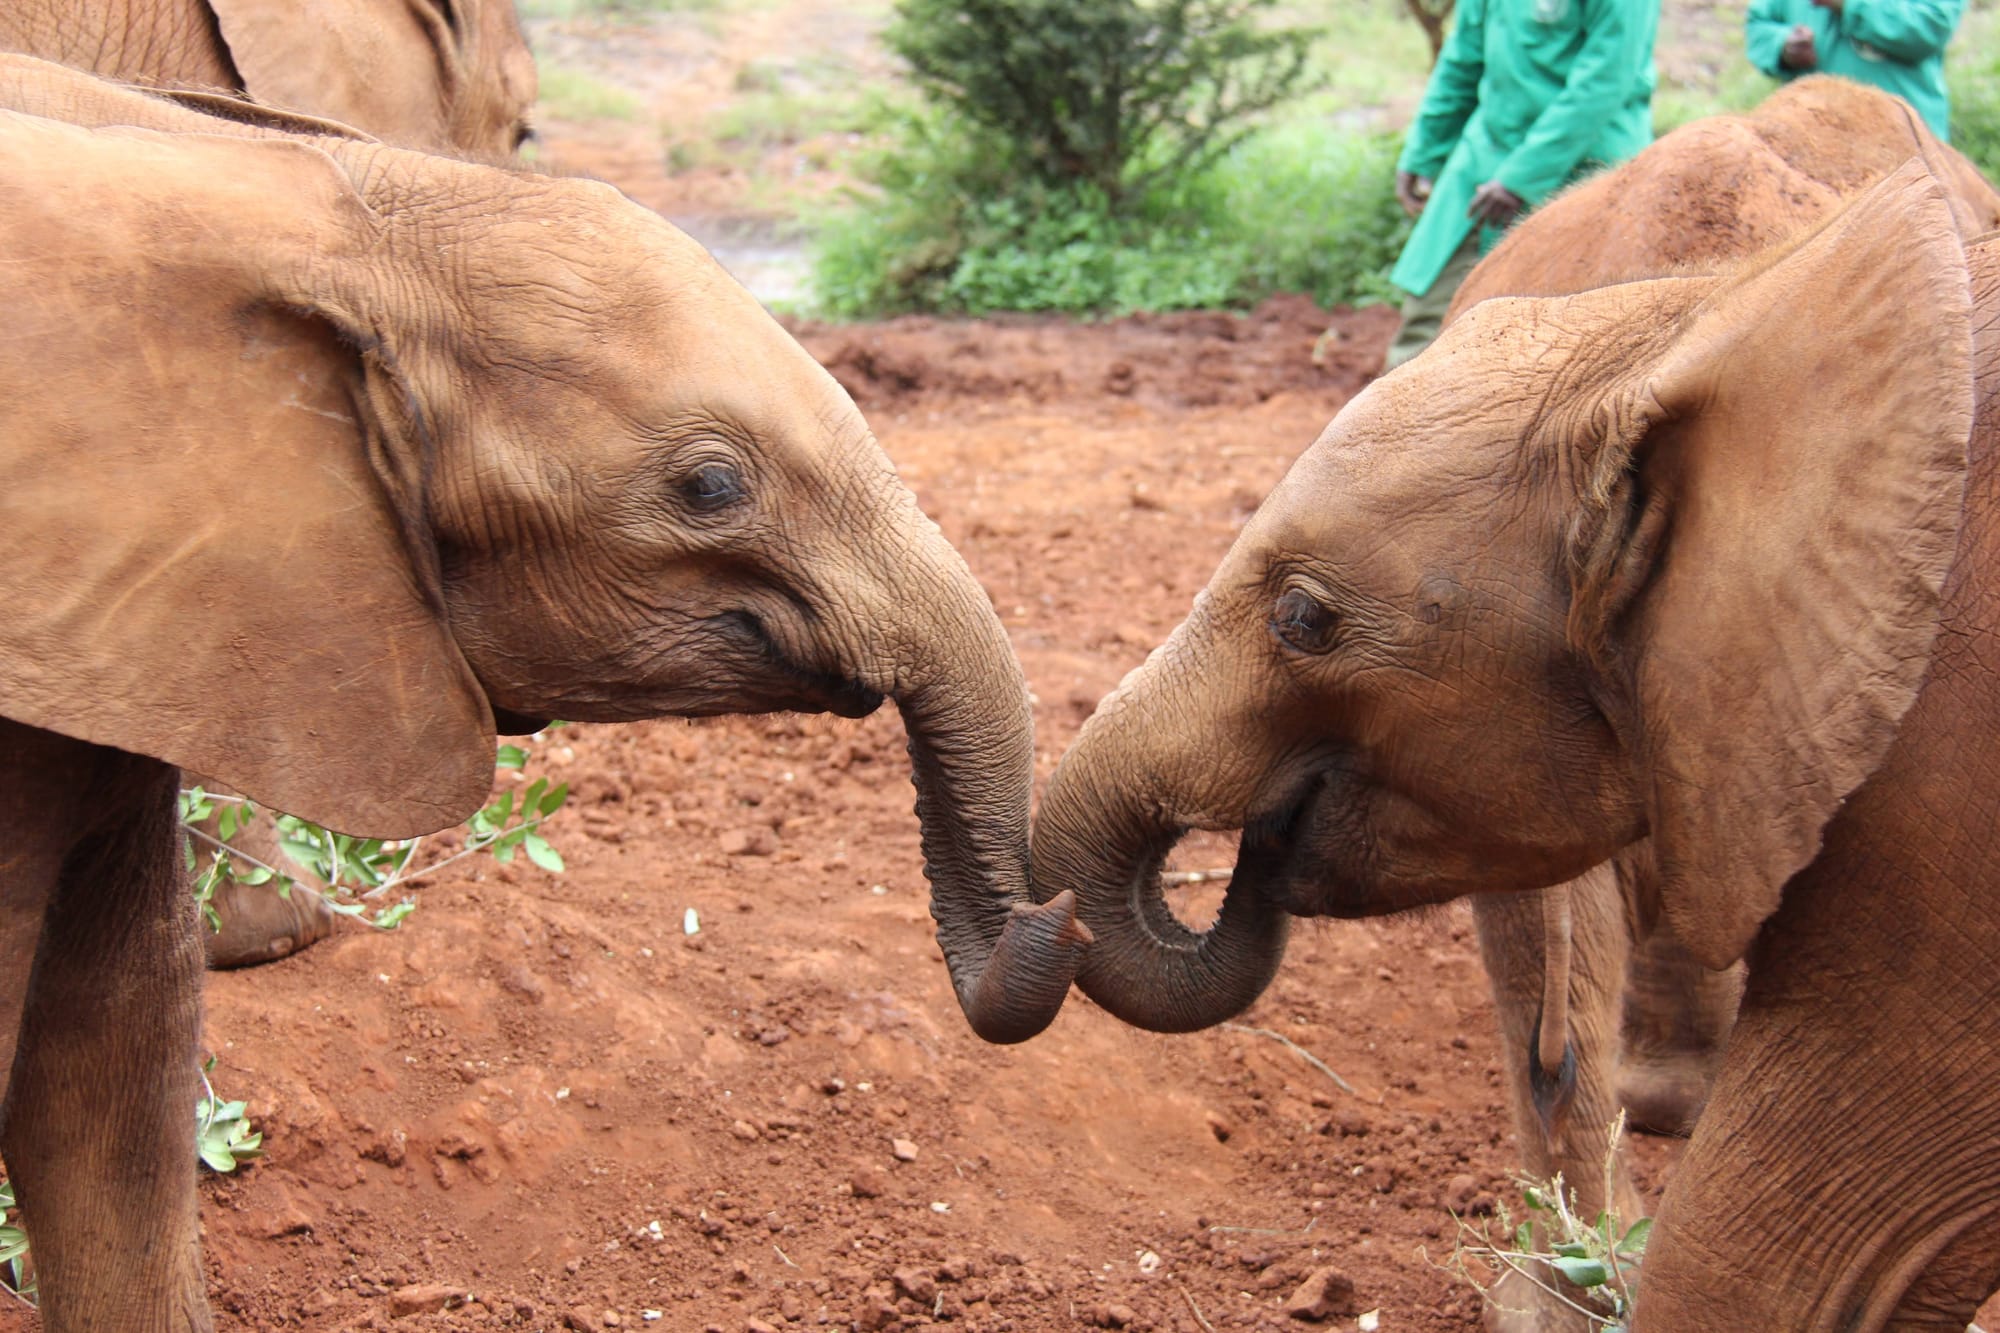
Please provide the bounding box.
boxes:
[1471,868,1641,1333]
[1,746,211,1333]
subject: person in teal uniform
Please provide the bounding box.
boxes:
[1746,0,1962,141]
[1382,0,1658,371]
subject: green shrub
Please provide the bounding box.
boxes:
[1952,50,2000,182]
[886,0,1319,204]
[810,104,1408,316]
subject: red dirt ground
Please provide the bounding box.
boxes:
[153,296,1701,1333]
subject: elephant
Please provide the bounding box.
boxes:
[0,0,538,159]
[0,55,1084,1331]
[2,0,541,966]
[1021,155,2000,1330]
[1427,76,2000,1327]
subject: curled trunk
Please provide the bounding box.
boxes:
[1030,621,1290,1032]
[888,539,1087,1044]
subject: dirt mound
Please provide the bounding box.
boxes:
[798,297,1397,415]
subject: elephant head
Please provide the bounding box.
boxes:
[0,64,1081,1042]
[1026,162,1974,1035]
[0,0,538,158]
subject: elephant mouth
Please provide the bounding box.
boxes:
[708,609,886,719]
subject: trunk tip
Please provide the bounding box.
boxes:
[960,891,1087,1046]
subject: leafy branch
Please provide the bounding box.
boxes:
[177,739,569,933]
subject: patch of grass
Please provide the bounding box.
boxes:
[1283,0,1432,122]
[710,86,882,150]
[1950,5,2000,180]
[809,104,1408,316]
[535,64,645,122]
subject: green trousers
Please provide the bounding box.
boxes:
[1384,233,1482,372]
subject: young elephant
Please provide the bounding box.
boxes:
[1027,163,2000,1329]
[0,0,537,158]
[3,0,541,965]
[0,58,1083,1332]
[1424,76,2000,1327]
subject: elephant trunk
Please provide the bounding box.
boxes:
[885,533,1087,1044]
[1030,613,1290,1033]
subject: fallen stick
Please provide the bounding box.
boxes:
[1174,1281,1216,1333]
[1221,1022,1357,1097]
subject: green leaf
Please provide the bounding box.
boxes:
[373,901,416,930]
[524,832,565,873]
[1616,1217,1653,1257]
[496,744,529,770]
[1552,1241,1592,1259]
[540,782,570,817]
[1550,1256,1609,1288]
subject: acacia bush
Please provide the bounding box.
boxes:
[886,0,1318,205]
[811,0,1418,318]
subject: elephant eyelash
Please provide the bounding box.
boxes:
[1270,587,1339,655]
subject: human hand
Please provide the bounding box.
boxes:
[1396,170,1432,218]
[1467,179,1525,227]
[1782,23,1819,68]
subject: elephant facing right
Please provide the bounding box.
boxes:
[1020,159,2000,1331]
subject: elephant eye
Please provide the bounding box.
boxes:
[681,462,745,512]
[1271,587,1338,654]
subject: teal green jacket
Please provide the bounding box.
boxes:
[1745,0,1961,141]
[1390,0,1658,297]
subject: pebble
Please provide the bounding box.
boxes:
[1443,1173,1480,1213]
[850,1164,889,1198]
[893,1267,938,1303]
[1284,1267,1357,1322]
[731,1120,762,1142]
[388,1285,463,1318]
[890,1137,920,1162]
[719,826,777,857]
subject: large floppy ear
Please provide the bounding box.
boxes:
[1568,161,1975,969]
[0,116,496,837]
[205,0,471,151]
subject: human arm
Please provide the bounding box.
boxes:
[1746,0,1803,75]
[1818,0,1963,64]
[1397,0,1488,180]
[1492,0,1653,206]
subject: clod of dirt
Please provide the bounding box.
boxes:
[747,1320,779,1333]
[732,1119,763,1142]
[890,1137,920,1162]
[719,826,777,856]
[1443,1173,1480,1212]
[1204,1110,1234,1142]
[1285,1267,1359,1322]
[893,1267,938,1303]
[850,1163,889,1198]
[562,1310,595,1332]
[389,1284,465,1318]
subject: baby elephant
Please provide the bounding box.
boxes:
[1026,156,2000,1331]
[0,58,1082,1332]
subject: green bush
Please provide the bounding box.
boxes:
[810,105,1408,317]
[1952,52,2000,183]
[886,0,1318,204]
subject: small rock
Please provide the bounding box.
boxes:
[389,1285,464,1318]
[1284,1267,1358,1322]
[850,1164,889,1198]
[719,827,777,857]
[821,1076,846,1095]
[562,1311,595,1333]
[1101,1303,1136,1327]
[746,1320,778,1333]
[890,1137,920,1162]
[894,1267,938,1303]
[1443,1173,1480,1213]
[1204,1111,1234,1143]
[602,1313,622,1329]
[731,1120,762,1143]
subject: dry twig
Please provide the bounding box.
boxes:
[1174,1280,1216,1333]
[1221,1022,1357,1096]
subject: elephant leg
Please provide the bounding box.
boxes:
[1471,867,1640,1333]
[1615,926,1743,1136]
[1,737,211,1333]
[1634,859,2000,1330]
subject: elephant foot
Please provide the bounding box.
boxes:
[1616,1051,1717,1137]
[203,878,336,969]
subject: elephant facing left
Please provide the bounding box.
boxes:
[0,56,1085,1332]
[0,0,538,159]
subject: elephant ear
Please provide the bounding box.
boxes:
[0,116,495,837]
[204,0,504,153]
[1570,160,1975,969]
